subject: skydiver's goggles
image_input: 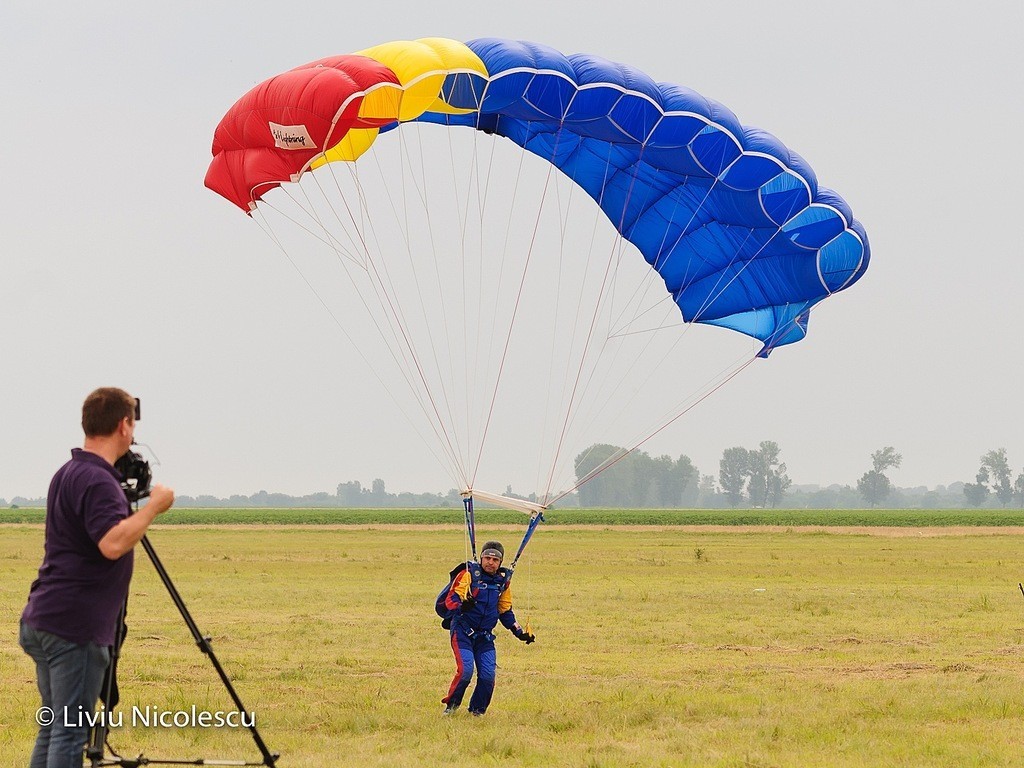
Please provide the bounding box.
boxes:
[481,548,503,560]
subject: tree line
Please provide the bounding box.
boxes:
[5,445,1024,509]
[570,442,1024,509]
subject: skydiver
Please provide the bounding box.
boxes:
[440,541,535,715]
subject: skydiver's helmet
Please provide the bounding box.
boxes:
[481,541,504,561]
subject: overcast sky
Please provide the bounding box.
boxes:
[2,1,1022,501]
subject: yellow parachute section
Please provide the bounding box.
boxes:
[312,38,487,166]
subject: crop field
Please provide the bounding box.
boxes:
[4,520,1024,767]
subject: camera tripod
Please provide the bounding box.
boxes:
[87,534,279,767]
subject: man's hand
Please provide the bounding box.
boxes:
[145,484,175,516]
[460,596,477,613]
[98,484,176,560]
[516,630,536,644]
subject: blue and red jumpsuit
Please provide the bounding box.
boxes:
[441,563,526,714]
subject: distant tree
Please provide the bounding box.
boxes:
[767,470,792,508]
[857,447,902,507]
[574,444,629,507]
[747,441,790,508]
[574,444,699,507]
[857,471,891,508]
[962,468,990,508]
[674,456,700,507]
[747,461,767,508]
[719,447,750,508]
[649,454,698,507]
[981,449,1013,507]
[1014,471,1024,508]
[871,447,902,474]
[337,480,364,506]
[697,474,719,506]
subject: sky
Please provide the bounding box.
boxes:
[2,1,1022,501]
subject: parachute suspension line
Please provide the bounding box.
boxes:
[352,129,467,479]
[440,122,484,479]
[536,125,592,500]
[605,296,677,338]
[566,220,708,472]
[548,352,760,505]
[310,160,470,480]
[564,234,663,446]
[468,123,555,489]
[276,177,464,483]
[396,126,472,479]
[451,123,473,476]
[300,175,369,270]
[566,300,677,464]
[546,176,766,495]
[539,142,621,504]
[541,138,656,502]
[465,130,523,455]
[332,154,470,486]
[249,207,465,485]
[543,147,753,500]
[467,129,497,468]
[576,177,708,449]
[470,139,528,466]
[623,300,813,455]
[256,194,361,266]
[543,188,622,500]
[408,125,468,475]
[555,338,758,499]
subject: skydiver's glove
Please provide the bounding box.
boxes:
[515,629,536,644]
[460,596,476,613]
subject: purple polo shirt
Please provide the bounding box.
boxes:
[21,448,133,646]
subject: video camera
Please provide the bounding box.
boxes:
[115,397,153,503]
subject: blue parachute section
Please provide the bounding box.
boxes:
[416,38,870,355]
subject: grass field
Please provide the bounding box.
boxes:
[4,520,1024,767]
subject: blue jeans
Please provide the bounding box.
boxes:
[19,621,110,768]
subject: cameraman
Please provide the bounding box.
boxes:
[19,387,174,768]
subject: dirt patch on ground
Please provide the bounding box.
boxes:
[148,523,1024,537]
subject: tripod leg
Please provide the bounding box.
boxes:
[141,536,278,767]
[87,600,127,766]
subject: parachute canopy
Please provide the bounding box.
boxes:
[206,36,869,355]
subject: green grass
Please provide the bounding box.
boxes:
[4,525,1024,766]
[3,507,1024,526]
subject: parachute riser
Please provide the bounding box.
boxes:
[460,491,546,570]
[463,495,478,563]
[509,510,545,571]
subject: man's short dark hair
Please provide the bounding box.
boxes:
[82,387,136,437]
